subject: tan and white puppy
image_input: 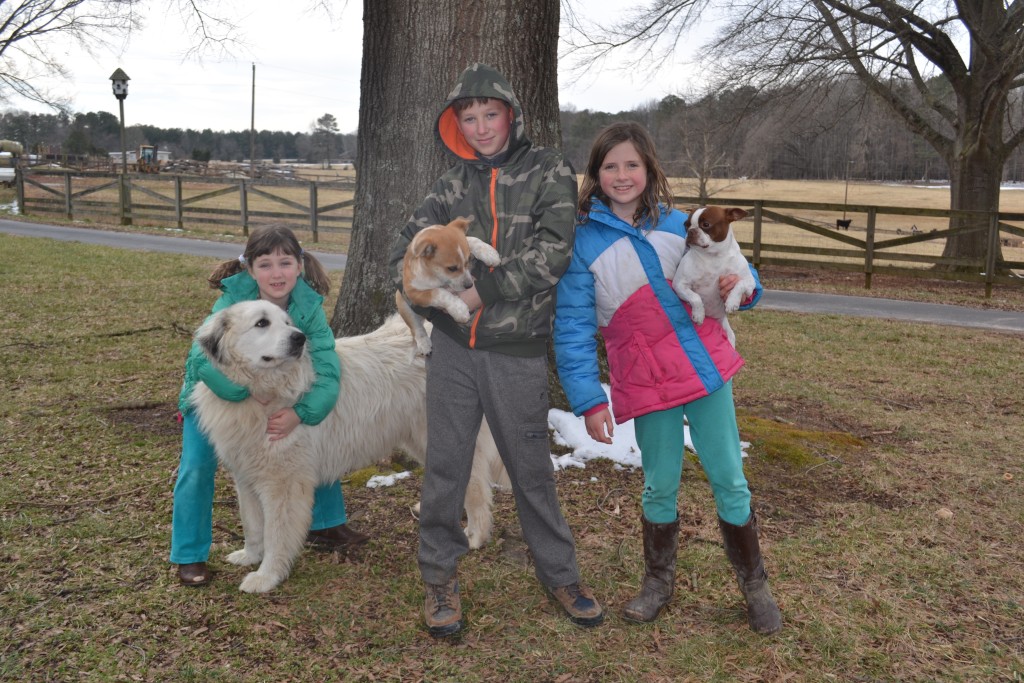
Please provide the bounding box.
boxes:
[396,218,501,355]
[671,206,756,348]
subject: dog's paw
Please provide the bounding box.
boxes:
[475,245,501,267]
[468,237,501,267]
[690,307,705,325]
[239,571,280,594]
[414,336,433,356]
[226,548,262,567]
[465,521,492,550]
[448,300,471,323]
[724,287,754,314]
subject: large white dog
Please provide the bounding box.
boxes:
[190,300,506,593]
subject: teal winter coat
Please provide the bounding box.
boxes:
[177,271,341,425]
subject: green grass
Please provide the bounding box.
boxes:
[2,231,1023,681]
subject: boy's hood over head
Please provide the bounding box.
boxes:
[436,63,528,162]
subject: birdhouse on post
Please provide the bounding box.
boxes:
[110,68,130,100]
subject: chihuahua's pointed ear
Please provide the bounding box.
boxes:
[727,208,749,221]
[450,218,471,233]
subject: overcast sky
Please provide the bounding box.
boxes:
[1,2,697,135]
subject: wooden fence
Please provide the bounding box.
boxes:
[14,171,1024,296]
[673,195,1024,296]
[16,169,355,244]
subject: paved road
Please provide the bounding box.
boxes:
[4,218,1023,334]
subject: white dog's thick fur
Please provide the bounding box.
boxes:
[191,300,506,593]
[672,206,756,347]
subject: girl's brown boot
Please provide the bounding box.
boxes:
[718,510,782,634]
[622,516,679,622]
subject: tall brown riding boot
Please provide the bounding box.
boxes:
[622,516,680,623]
[718,510,782,634]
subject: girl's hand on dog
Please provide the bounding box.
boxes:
[585,408,615,444]
[267,408,301,441]
[718,274,739,300]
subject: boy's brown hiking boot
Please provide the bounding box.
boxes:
[424,577,463,638]
[549,582,604,627]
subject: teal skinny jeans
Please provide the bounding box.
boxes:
[634,381,751,526]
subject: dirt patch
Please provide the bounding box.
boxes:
[101,401,182,438]
[734,399,910,533]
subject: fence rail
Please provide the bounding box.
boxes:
[16,169,354,244]
[673,195,1024,296]
[13,171,1024,296]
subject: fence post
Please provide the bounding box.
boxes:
[175,176,183,230]
[309,181,319,243]
[751,201,763,267]
[15,168,25,216]
[240,179,249,237]
[985,211,999,299]
[864,207,876,289]
[119,174,132,226]
[64,174,73,219]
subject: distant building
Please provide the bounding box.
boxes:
[109,148,172,169]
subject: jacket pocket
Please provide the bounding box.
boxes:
[610,333,663,390]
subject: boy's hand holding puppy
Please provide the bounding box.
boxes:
[395,217,501,355]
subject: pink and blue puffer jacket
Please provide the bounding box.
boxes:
[553,200,762,423]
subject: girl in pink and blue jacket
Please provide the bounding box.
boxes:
[553,122,781,634]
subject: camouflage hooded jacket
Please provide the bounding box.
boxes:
[388,63,578,358]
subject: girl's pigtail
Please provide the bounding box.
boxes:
[301,251,332,296]
[208,257,245,289]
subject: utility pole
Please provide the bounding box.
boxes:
[250,63,256,179]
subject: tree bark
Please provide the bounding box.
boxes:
[331,0,562,335]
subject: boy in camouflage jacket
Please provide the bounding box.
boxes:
[389,63,603,637]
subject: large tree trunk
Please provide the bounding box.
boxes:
[943,148,1003,269]
[331,0,561,335]
[939,32,1008,272]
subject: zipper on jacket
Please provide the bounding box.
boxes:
[469,168,500,349]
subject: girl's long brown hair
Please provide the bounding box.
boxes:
[208,224,331,295]
[578,121,673,228]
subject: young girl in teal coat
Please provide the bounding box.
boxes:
[171,225,367,586]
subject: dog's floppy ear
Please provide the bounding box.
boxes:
[684,207,701,229]
[449,218,471,233]
[411,236,437,259]
[195,312,229,364]
[726,208,749,222]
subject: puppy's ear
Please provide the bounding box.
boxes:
[727,208,749,222]
[411,237,437,259]
[450,218,471,233]
[683,207,699,228]
[195,313,228,363]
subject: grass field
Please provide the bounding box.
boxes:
[1,227,1022,681]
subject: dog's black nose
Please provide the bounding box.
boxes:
[289,331,306,354]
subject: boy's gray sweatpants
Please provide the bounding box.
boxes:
[418,329,581,588]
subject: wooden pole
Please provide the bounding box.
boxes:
[118,98,132,226]
[250,63,256,180]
